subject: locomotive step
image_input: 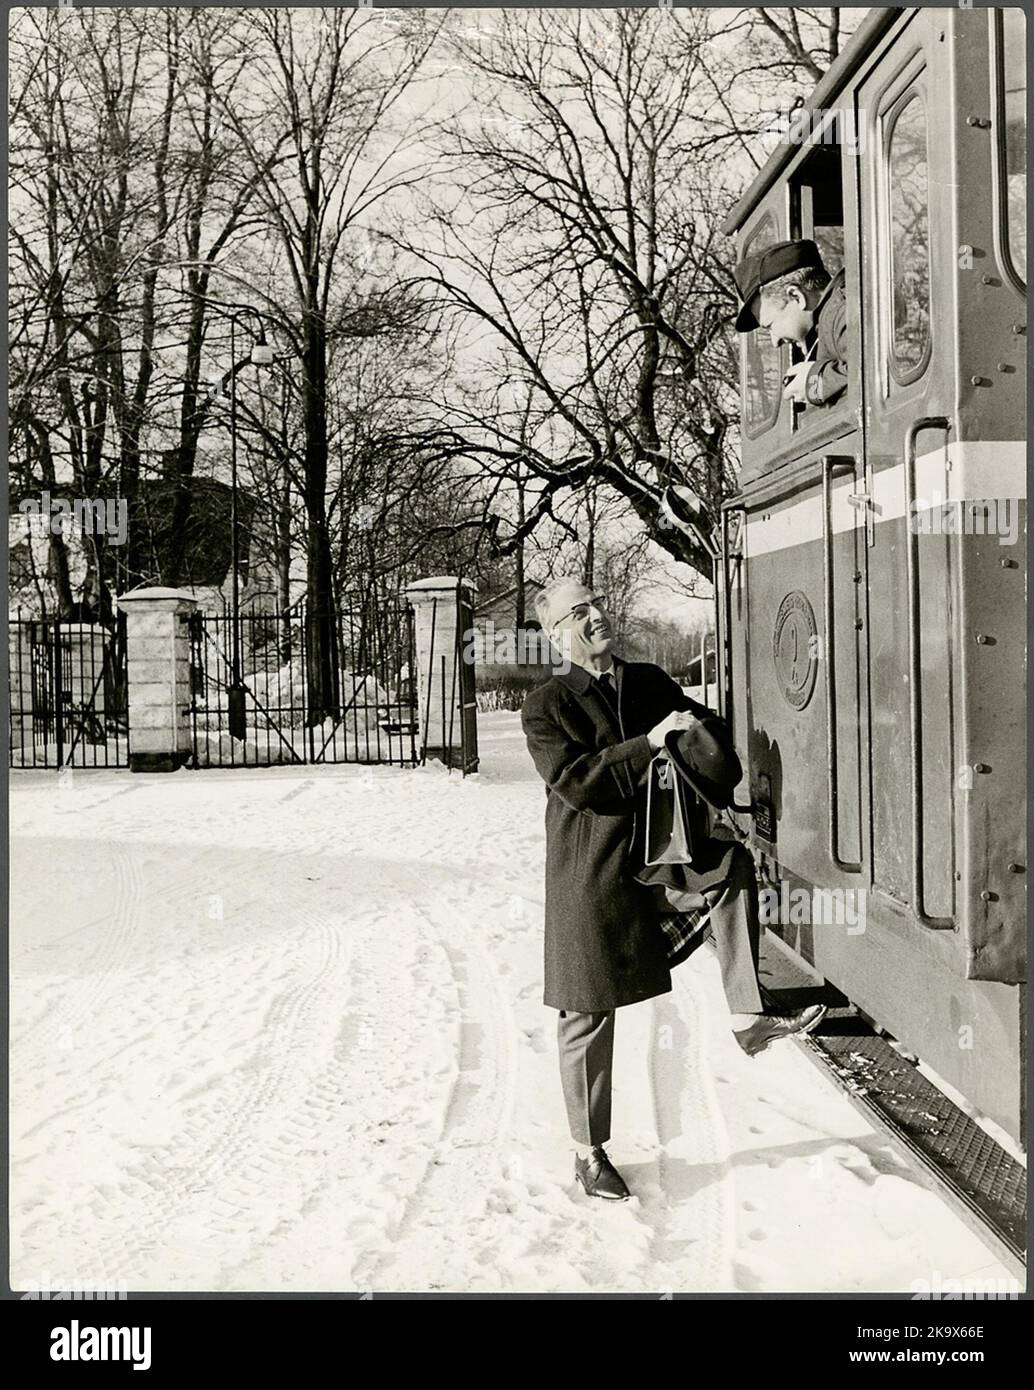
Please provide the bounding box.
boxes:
[751,935,1026,1281]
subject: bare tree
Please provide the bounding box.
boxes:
[198,7,445,722]
[696,8,863,170]
[7,7,273,610]
[393,8,745,585]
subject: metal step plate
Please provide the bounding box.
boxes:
[753,935,1027,1276]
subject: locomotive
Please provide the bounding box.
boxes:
[715,6,1026,1141]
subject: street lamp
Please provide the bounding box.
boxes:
[227,315,276,740]
[660,484,719,558]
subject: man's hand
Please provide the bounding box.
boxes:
[781,361,813,403]
[647,709,700,750]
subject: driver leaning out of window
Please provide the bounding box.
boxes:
[733,238,848,407]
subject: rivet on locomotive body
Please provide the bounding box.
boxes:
[975,633,991,644]
[966,115,991,128]
[1007,863,1025,874]
[1000,557,1018,568]
[997,362,1014,372]
[974,763,991,774]
[1012,323,1026,335]
[979,890,996,902]
[970,375,990,386]
[980,275,998,286]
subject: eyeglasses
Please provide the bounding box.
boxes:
[554,594,608,625]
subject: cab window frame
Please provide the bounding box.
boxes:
[786,113,852,432]
[880,70,934,389]
[990,7,1026,293]
[739,210,785,440]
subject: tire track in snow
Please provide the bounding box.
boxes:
[211,874,469,1291]
[351,863,518,1291]
[11,838,144,1056]
[78,799,457,1288]
[78,884,350,1285]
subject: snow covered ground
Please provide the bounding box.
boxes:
[9,713,1020,1294]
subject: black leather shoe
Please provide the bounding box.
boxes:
[574,1146,631,1201]
[733,1003,828,1057]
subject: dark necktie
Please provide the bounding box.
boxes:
[597,671,618,714]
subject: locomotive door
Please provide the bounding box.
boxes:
[855,10,957,926]
[733,136,870,899]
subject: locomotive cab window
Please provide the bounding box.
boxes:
[786,126,850,421]
[741,213,783,436]
[992,7,1026,286]
[885,88,932,383]
[790,135,845,277]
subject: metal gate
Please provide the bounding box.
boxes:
[8,612,129,769]
[187,594,419,768]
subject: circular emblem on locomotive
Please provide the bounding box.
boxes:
[772,591,818,711]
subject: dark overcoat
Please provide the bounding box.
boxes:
[805,266,848,406]
[521,655,742,1012]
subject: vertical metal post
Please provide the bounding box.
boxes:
[420,598,437,765]
[440,653,448,770]
[406,602,418,767]
[227,316,251,745]
[717,512,728,723]
[188,613,200,770]
[447,611,459,772]
[53,615,64,769]
[230,315,240,686]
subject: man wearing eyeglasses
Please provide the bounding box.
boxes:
[521,577,825,1201]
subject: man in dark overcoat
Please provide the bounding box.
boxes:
[521,578,825,1200]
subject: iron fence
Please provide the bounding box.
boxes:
[8,612,129,769]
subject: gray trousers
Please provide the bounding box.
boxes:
[557,842,764,1146]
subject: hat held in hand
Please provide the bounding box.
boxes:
[663,722,742,810]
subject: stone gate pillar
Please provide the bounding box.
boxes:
[116,587,198,772]
[404,576,478,771]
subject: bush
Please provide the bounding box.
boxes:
[476,669,550,712]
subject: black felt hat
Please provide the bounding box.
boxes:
[733,238,823,332]
[663,725,742,811]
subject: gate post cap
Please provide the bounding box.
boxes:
[116,586,199,611]
[405,576,478,597]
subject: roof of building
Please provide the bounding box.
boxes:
[475,579,546,618]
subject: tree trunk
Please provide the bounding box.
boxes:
[514,467,526,627]
[278,481,292,665]
[302,301,340,724]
